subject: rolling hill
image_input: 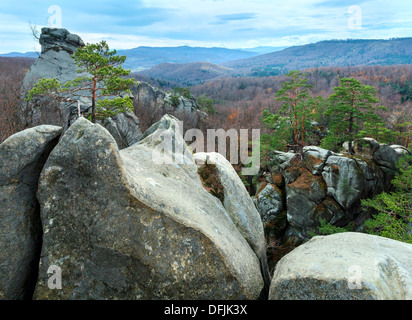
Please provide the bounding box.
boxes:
[139,61,232,85]
[117,46,259,71]
[0,52,39,58]
[139,38,412,85]
[224,38,412,77]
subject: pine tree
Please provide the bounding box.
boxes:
[322,77,381,153]
[362,155,412,243]
[25,41,137,123]
[261,71,316,160]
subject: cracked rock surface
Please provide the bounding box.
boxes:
[0,125,62,299]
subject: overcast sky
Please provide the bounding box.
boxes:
[0,0,411,53]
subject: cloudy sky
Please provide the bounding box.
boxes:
[0,0,411,53]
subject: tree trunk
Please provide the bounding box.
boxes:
[348,111,354,154]
[91,78,97,123]
[348,91,355,154]
[91,100,96,123]
[293,88,299,153]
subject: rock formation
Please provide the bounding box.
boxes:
[33,115,265,299]
[1,115,411,300]
[20,27,142,149]
[0,125,62,299]
[39,28,85,54]
[132,81,206,127]
[269,232,412,300]
[255,140,408,244]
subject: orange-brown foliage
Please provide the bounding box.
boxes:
[0,57,34,142]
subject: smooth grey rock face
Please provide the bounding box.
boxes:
[255,183,284,224]
[322,156,364,210]
[373,144,400,170]
[193,152,265,256]
[133,82,166,110]
[34,116,264,300]
[0,125,62,300]
[269,232,412,300]
[99,112,142,149]
[285,169,326,240]
[193,152,270,290]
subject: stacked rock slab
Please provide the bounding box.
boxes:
[0,125,62,299]
[34,115,264,299]
[269,232,412,300]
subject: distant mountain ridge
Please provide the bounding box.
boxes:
[117,46,260,71]
[0,52,39,58]
[139,61,232,85]
[140,38,412,85]
[224,38,412,76]
[4,38,412,86]
[1,45,283,72]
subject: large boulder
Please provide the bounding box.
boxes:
[285,168,326,240]
[34,115,264,299]
[269,232,412,300]
[373,143,400,170]
[0,125,62,299]
[99,112,142,149]
[133,82,167,111]
[133,82,202,114]
[255,183,284,224]
[322,155,364,210]
[193,152,270,290]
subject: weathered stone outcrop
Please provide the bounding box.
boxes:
[132,81,207,129]
[98,112,142,149]
[21,28,142,149]
[34,115,264,299]
[269,232,412,300]
[21,28,86,128]
[255,139,405,244]
[255,183,284,224]
[40,27,85,54]
[133,82,202,114]
[0,125,62,299]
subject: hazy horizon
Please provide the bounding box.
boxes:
[1,0,411,54]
